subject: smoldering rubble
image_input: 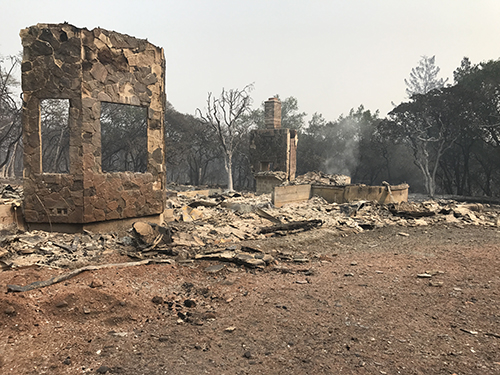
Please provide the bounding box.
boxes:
[1,183,499,280]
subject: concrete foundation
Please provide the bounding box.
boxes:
[26,214,162,234]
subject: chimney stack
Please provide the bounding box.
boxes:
[264,97,281,129]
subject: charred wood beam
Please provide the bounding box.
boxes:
[259,219,323,234]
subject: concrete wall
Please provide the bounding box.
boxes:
[21,23,165,224]
[312,184,409,204]
[272,184,311,208]
[272,183,409,207]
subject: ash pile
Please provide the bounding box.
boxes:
[283,171,351,186]
[1,182,500,275]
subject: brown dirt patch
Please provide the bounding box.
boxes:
[1,224,500,374]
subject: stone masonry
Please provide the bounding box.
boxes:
[250,98,297,194]
[20,23,165,224]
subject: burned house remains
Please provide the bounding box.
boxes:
[20,23,166,230]
[249,97,298,194]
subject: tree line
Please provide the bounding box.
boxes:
[2,53,500,197]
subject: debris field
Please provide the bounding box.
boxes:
[1,184,500,374]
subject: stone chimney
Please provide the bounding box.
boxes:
[264,97,281,129]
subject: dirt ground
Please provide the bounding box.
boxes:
[1,223,500,374]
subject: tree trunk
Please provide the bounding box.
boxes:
[225,153,234,191]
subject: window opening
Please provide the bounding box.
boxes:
[260,161,272,171]
[41,99,70,173]
[100,102,148,173]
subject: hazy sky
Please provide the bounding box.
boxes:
[2,0,500,122]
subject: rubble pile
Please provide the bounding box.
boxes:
[1,184,500,274]
[285,171,351,186]
[0,230,116,270]
[0,184,23,204]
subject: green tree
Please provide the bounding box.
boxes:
[297,106,391,185]
[386,88,459,197]
[446,59,500,196]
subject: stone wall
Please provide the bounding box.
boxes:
[21,23,165,224]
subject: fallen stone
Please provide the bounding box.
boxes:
[184,299,196,308]
[55,301,68,308]
[62,357,71,365]
[96,365,110,374]
[429,281,443,287]
[152,296,164,304]
[90,279,103,288]
[235,255,265,268]
[293,258,309,263]
[172,232,204,247]
[4,305,16,315]
[132,222,172,248]
[205,264,225,274]
[460,328,478,335]
[425,270,444,276]
[132,222,155,242]
[224,326,236,332]
[203,312,216,320]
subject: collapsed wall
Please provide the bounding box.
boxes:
[20,23,166,226]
